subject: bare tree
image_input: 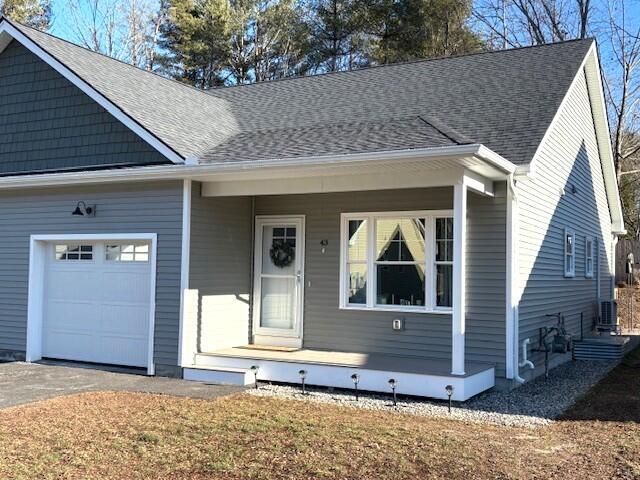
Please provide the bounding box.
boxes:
[472,0,592,48]
[64,0,163,70]
[604,0,640,236]
[64,0,122,58]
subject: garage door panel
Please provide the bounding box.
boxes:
[45,300,96,331]
[44,331,95,362]
[42,241,152,369]
[47,271,98,300]
[101,304,149,336]
[100,335,147,366]
[101,271,151,303]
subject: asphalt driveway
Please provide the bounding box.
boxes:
[0,361,242,409]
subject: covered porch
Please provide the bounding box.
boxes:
[178,146,514,401]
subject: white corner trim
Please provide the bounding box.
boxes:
[0,21,184,165]
[451,179,467,376]
[26,233,158,375]
[178,179,193,367]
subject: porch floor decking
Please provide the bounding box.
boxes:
[202,347,493,378]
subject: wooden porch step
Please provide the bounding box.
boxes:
[183,365,254,386]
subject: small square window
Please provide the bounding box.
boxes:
[55,244,93,261]
[105,244,150,262]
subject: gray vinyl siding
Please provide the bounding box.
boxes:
[189,183,252,352]
[517,69,614,373]
[0,41,168,175]
[467,183,507,377]
[254,187,507,373]
[0,181,183,370]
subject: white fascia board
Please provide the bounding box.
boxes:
[0,21,184,165]
[584,45,625,235]
[0,143,514,190]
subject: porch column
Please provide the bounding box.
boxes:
[451,179,467,375]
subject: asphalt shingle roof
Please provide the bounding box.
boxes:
[9,19,594,166]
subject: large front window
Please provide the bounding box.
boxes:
[341,211,453,312]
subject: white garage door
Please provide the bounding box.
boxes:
[42,241,152,368]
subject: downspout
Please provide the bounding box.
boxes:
[507,174,533,384]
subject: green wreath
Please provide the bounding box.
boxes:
[270,240,295,268]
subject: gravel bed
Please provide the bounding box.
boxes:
[246,359,617,428]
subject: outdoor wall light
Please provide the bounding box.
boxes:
[298,369,307,395]
[445,384,454,413]
[320,239,328,254]
[72,201,96,217]
[351,373,360,401]
[250,365,259,389]
[388,378,397,407]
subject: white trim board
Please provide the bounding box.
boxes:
[178,180,193,367]
[26,233,158,375]
[0,20,184,165]
[0,144,514,190]
[189,354,495,401]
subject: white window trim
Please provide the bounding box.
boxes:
[585,235,594,278]
[564,228,576,278]
[339,210,454,314]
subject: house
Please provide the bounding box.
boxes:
[0,17,624,401]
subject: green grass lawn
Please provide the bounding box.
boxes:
[0,352,639,479]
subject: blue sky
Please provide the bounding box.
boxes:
[45,0,639,106]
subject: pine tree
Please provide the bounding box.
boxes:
[1,0,51,30]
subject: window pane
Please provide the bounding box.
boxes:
[347,264,367,304]
[348,219,367,262]
[376,264,425,306]
[376,218,425,263]
[136,252,149,262]
[565,234,573,254]
[436,264,453,307]
[106,245,120,261]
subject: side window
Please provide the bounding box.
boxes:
[564,229,575,277]
[585,236,594,278]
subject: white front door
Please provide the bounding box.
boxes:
[253,216,305,348]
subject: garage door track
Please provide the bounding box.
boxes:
[0,361,242,409]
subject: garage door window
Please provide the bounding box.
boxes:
[55,244,93,261]
[106,244,149,262]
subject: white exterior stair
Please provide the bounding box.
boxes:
[183,364,254,386]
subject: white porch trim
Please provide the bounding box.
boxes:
[0,144,513,191]
[26,233,158,375]
[451,176,468,375]
[188,352,495,401]
[178,179,196,367]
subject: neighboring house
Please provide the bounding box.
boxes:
[0,17,624,401]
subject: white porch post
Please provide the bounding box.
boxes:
[178,179,197,368]
[452,178,467,375]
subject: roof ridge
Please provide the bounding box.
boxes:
[2,16,219,100]
[210,37,596,92]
